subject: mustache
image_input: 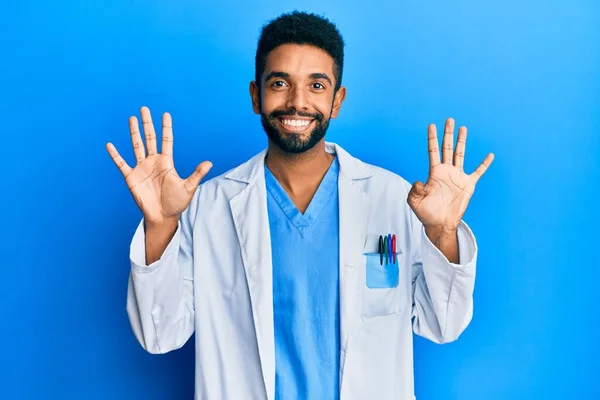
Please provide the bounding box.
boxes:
[269,109,323,123]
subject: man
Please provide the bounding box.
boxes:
[106,11,494,400]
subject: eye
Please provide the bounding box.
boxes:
[271,80,288,88]
[312,82,325,90]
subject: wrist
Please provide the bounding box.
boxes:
[424,224,458,237]
[143,216,179,266]
[144,216,179,232]
[423,224,460,263]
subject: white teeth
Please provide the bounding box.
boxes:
[282,119,311,127]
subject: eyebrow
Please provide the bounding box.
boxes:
[309,73,332,86]
[264,71,290,83]
[264,71,333,86]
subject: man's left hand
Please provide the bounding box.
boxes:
[407,118,494,232]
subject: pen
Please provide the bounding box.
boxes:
[392,234,396,264]
[378,235,383,265]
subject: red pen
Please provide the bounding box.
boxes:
[392,234,397,264]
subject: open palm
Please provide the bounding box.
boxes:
[106,106,212,224]
[407,118,494,230]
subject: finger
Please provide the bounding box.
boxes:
[129,116,145,164]
[162,112,173,157]
[106,142,132,177]
[184,161,213,193]
[442,117,454,164]
[409,181,428,197]
[140,106,157,156]
[408,181,431,200]
[407,180,429,207]
[428,124,441,168]
[470,153,495,183]
[454,126,467,171]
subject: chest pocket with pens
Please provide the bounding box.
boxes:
[361,233,405,318]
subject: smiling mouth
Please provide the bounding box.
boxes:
[277,117,315,132]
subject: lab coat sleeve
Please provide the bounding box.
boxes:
[125,190,198,355]
[410,211,478,344]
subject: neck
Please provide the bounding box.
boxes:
[264,139,334,196]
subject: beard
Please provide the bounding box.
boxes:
[260,107,331,154]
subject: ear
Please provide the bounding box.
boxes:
[330,86,346,119]
[250,81,261,114]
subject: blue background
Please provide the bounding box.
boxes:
[2,0,598,399]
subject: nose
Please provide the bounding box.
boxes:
[286,86,308,111]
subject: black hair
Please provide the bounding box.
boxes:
[255,10,345,91]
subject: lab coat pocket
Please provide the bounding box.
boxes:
[361,252,404,319]
[366,253,399,288]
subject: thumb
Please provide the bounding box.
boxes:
[184,161,213,192]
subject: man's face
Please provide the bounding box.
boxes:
[250,43,346,154]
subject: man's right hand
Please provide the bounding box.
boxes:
[106,106,213,226]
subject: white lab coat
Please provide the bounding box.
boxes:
[126,142,477,400]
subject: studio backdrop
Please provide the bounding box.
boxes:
[1,0,598,399]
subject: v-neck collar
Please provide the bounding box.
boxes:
[265,156,339,230]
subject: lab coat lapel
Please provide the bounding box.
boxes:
[227,149,275,400]
[333,143,373,390]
